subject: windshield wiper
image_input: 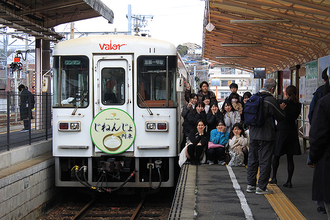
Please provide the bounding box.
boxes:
[71,92,87,115]
[137,92,153,115]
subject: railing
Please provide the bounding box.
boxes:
[0,91,52,152]
[297,102,310,152]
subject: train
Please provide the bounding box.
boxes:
[52,35,192,192]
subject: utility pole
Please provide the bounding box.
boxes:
[126,5,153,36]
[70,22,74,39]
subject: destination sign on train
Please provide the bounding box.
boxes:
[144,59,165,66]
[64,60,81,65]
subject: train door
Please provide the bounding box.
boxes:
[93,55,133,125]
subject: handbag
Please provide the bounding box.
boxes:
[208,141,224,149]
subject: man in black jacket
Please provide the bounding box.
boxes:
[18,84,33,132]
[185,81,216,103]
[308,68,328,123]
[246,79,286,195]
[309,85,330,218]
[307,67,329,214]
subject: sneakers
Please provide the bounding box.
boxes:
[218,160,226,166]
[256,187,273,195]
[207,160,214,165]
[20,129,29,132]
[246,185,256,193]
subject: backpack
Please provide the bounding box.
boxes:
[243,92,271,127]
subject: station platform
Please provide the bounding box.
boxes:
[0,139,60,220]
[169,149,327,220]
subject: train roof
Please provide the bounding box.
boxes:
[53,35,177,56]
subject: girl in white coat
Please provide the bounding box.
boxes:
[228,123,249,166]
[222,100,241,133]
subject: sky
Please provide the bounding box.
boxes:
[54,0,206,47]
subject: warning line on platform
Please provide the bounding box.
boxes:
[266,184,307,220]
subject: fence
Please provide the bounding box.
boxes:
[297,102,310,152]
[0,91,52,152]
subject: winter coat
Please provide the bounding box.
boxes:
[181,103,194,119]
[274,100,301,156]
[223,110,241,133]
[308,84,324,124]
[228,135,249,166]
[309,93,330,203]
[249,89,285,141]
[182,110,206,136]
[19,88,33,120]
[209,129,229,146]
[185,88,216,103]
[188,129,208,148]
[206,111,224,131]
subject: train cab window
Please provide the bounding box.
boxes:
[101,68,125,105]
[52,56,89,108]
[137,56,177,107]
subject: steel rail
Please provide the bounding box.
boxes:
[130,199,145,220]
[71,198,95,220]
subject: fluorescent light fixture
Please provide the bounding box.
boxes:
[230,20,291,24]
[221,43,262,47]
[216,56,247,59]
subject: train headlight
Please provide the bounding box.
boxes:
[58,121,81,132]
[146,123,156,130]
[70,122,80,130]
[145,122,168,132]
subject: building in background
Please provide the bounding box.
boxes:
[208,66,253,102]
[180,43,209,92]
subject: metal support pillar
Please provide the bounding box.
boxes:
[42,40,51,130]
[35,39,41,130]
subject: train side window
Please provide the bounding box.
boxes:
[52,56,89,108]
[101,68,125,105]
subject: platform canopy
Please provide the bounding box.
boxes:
[203,0,330,73]
[0,0,114,41]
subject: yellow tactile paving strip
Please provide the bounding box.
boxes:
[265,184,307,220]
[256,168,306,219]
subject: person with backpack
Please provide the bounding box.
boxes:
[18,84,34,132]
[245,79,286,195]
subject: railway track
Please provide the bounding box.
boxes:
[40,189,174,220]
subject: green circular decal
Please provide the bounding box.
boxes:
[90,108,136,154]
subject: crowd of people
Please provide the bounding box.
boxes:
[179,75,330,218]
[181,81,250,166]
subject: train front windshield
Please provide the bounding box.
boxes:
[52,56,89,108]
[137,56,177,107]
